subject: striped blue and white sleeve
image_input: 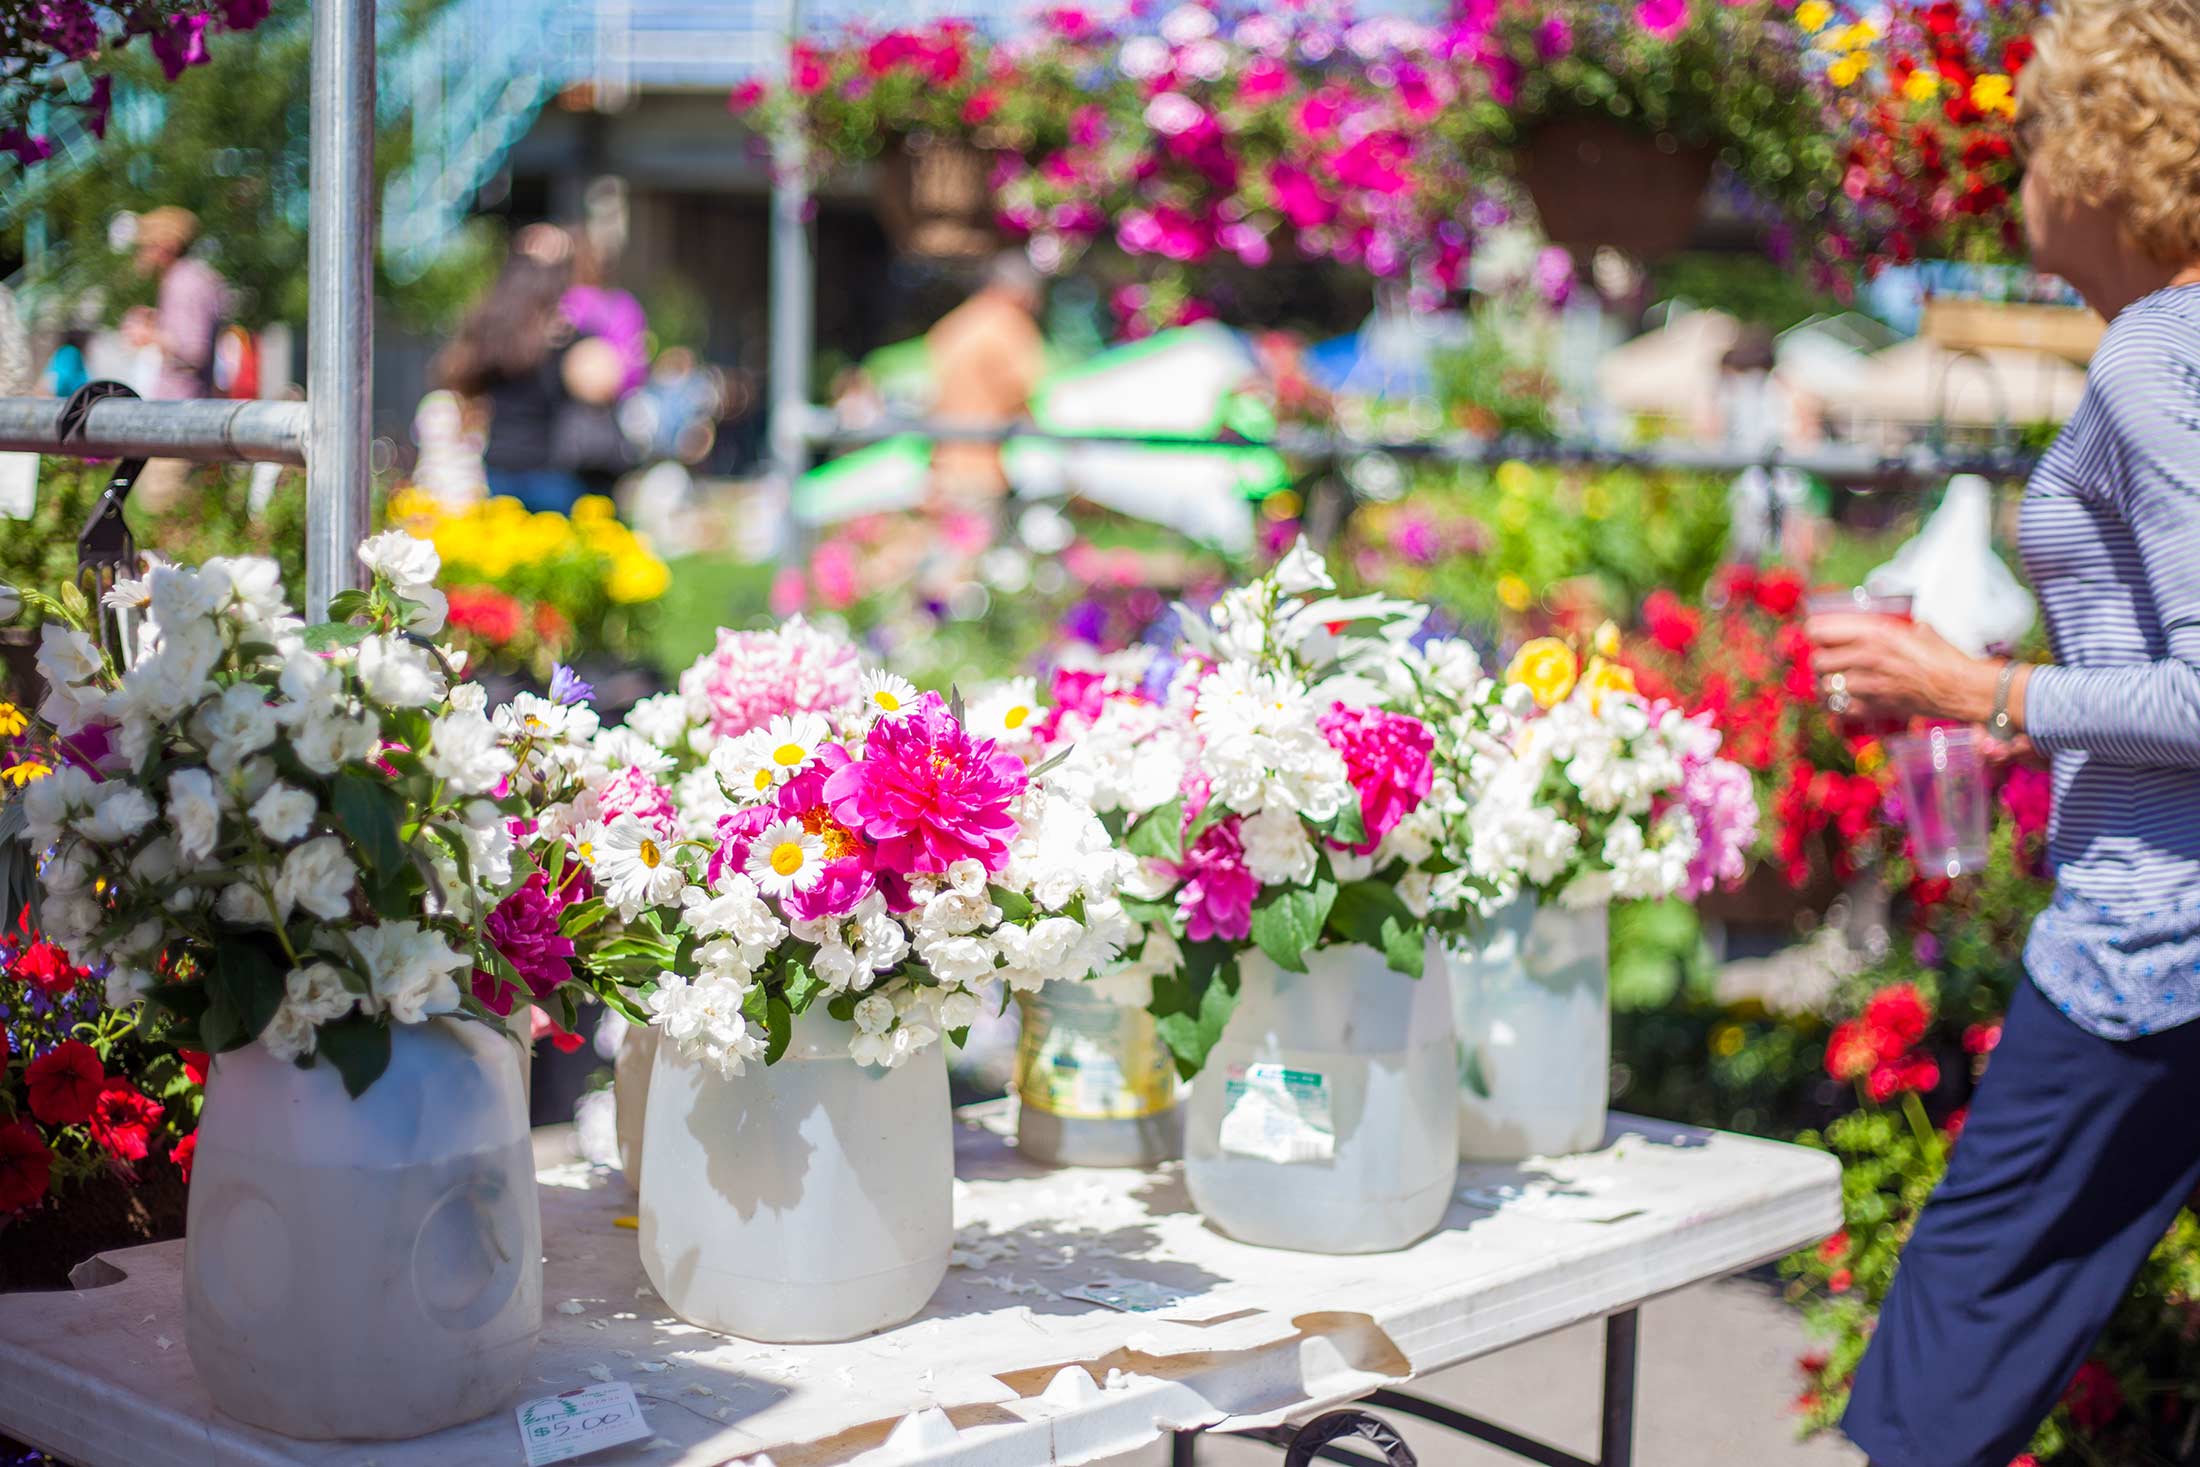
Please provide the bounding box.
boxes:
[2026,323,2200,766]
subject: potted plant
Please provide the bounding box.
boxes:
[1450,621,1756,1163]
[1467,0,1838,262]
[2,534,590,1438]
[1085,541,1495,1254]
[553,622,1133,1341]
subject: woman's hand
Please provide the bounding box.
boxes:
[1805,613,2005,724]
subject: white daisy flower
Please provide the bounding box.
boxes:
[593,815,687,915]
[967,678,1043,743]
[758,712,831,784]
[708,730,780,802]
[857,669,920,720]
[745,819,827,897]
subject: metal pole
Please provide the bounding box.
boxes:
[0,398,309,462]
[765,0,814,550]
[306,0,377,622]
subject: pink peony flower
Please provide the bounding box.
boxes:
[707,805,778,889]
[2001,764,2051,840]
[1176,816,1259,943]
[825,693,1028,875]
[1318,703,1435,854]
[1635,0,1690,41]
[681,621,864,739]
[1269,162,1338,230]
[771,746,881,921]
[598,766,680,839]
[472,873,578,1015]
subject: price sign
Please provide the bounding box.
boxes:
[515,1382,652,1465]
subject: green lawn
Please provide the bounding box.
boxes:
[649,554,779,677]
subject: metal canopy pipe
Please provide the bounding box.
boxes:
[0,397,309,463]
[765,0,814,545]
[306,0,377,622]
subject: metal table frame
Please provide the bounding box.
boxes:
[1172,1310,1638,1467]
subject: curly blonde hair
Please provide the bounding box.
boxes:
[2018,0,2200,265]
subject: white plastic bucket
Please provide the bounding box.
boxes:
[184,1017,541,1439]
[1014,982,1181,1168]
[1452,896,1611,1162]
[1184,941,1458,1254]
[638,1004,951,1342]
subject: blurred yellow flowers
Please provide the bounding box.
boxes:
[1794,0,1832,33]
[388,490,670,606]
[1506,637,1579,710]
[1971,73,2015,117]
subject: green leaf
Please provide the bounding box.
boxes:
[1156,970,1238,1081]
[988,885,1034,923]
[559,898,610,940]
[1125,797,1186,864]
[741,985,770,1024]
[1248,877,1336,974]
[1330,879,1425,978]
[782,960,823,1013]
[947,1024,971,1050]
[301,621,370,652]
[826,992,858,1023]
[325,588,373,622]
[764,994,793,1065]
[1324,799,1369,851]
[1117,892,1174,926]
[205,942,284,1052]
[332,771,404,878]
[314,1014,394,1099]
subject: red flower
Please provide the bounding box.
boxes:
[25,1040,105,1127]
[1752,570,1803,617]
[1825,1020,1878,1082]
[2063,1361,2125,1431]
[87,1079,163,1162]
[1643,589,1701,654]
[1867,1054,1941,1104]
[2003,36,2035,75]
[726,79,766,113]
[1818,1231,1849,1264]
[1962,1022,2003,1056]
[12,938,84,996]
[1944,1106,1969,1143]
[179,1049,210,1086]
[0,1121,52,1213]
[170,1131,198,1185]
[961,88,1000,125]
[447,586,524,647]
[1828,1269,1854,1294]
[1863,983,1932,1052]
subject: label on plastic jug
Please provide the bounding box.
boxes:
[517,1382,651,1465]
[1016,990,1176,1120]
[1217,1062,1335,1164]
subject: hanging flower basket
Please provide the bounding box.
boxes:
[876,133,1000,259]
[1517,117,1715,262]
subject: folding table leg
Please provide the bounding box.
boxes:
[1600,1310,1638,1467]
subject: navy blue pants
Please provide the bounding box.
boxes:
[1843,974,2200,1466]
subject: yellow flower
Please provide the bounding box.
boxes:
[0,701,25,739]
[1581,655,1638,711]
[1794,0,1832,34]
[1971,72,2015,117]
[2,759,51,787]
[1832,19,1879,50]
[1506,637,1579,710]
[1496,574,1533,613]
[1494,460,1536,497]
[1855,739,1885,775]
[1712,1023,1746,1058]
[1828,51,1871,88]
[607,549,672,604]
[1592,620,1621,658]
[1902,67,1942,103]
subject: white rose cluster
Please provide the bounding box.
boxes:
[22,541,561,1072]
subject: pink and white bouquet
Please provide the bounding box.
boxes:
[1470,630,1759,910]
[557,624,1135,1072]
[1015,542,1508,1024]
[4,536,597,1098]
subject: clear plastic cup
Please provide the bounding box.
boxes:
[1806,587,1914,620]
[1886,725,1992,878]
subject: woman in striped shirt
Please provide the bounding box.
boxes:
[1808,4,2200,1462]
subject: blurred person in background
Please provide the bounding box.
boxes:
[925,251,1046,508]
[434,224,629,515]
[1714,324,1825,571]
[122,207,233,510]
[40,326,91,399]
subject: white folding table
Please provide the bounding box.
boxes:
[0,1110,1838,1467]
